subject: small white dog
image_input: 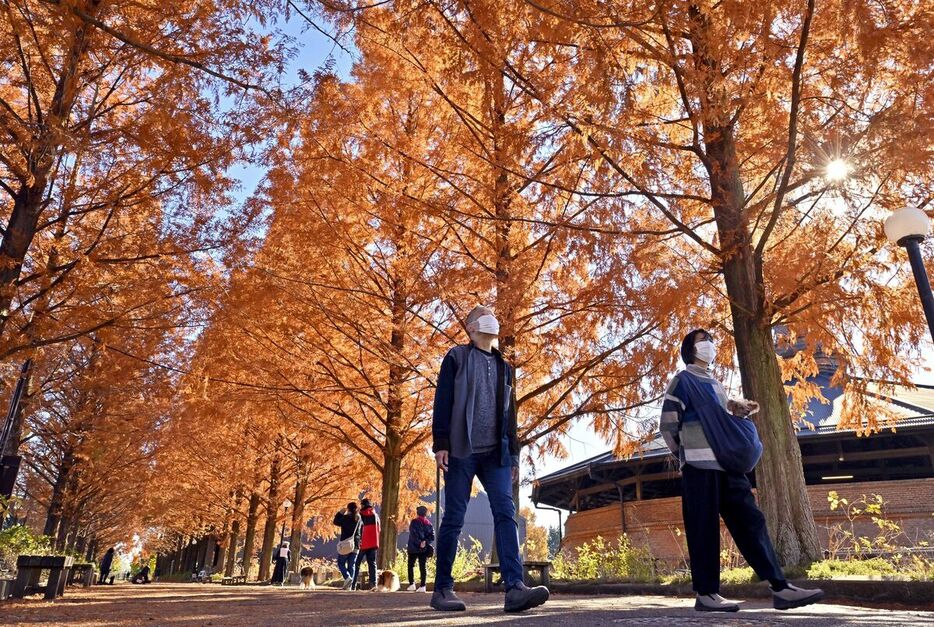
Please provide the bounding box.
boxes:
[375,569,400,592]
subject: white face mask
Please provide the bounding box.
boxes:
[694,340,716,365]
[475,314,500,335]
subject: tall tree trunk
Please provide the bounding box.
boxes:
[378,450,402,570]
[214,531,227,573]
[258,453,281,581]
[289,471,307,573]
[55,514,71,551]
[241,491,261,578]
[689,5,821,565]
[225,517,241,577]
[65,523,79,552]
[171,535,183,574]
[43,449,74,537]
[378,277,407,570]
[489,62,518,567]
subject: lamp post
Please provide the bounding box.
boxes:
[884,207,934,343]
[280,499,292,544]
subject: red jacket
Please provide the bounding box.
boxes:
[359,506,380,550]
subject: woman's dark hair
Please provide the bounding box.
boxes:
[681,329,712,365]
[347,502,358,512]
[360,498,371,509]
[416,506,428,517]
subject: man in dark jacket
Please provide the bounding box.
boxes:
[351,498,380,591]
[430,305,549,613]
[406,505,435,592]
[333,502,361,589]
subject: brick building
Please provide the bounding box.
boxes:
[531,373,934,564]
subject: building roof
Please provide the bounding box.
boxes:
[533,376,934,489]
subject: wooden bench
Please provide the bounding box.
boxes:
[12,555,74,600]
[483,561,551,593]
[221,575,247,585]
[67,563,96,588]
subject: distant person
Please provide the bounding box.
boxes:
[98,547,115,585]
[351,498,380,591]
[431,305,549,613]
[334,502,362,590]
[271,541,290,585]
[406,505,434,592]
[131,564,151,584]
[659,328,824,612]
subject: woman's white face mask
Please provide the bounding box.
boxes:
[694,340,716,365]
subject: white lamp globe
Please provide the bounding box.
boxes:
[884,207,930,244]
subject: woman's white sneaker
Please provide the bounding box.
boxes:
[772,583,824,610]
[416,586,427,592]
[406,583,416,592]
[694,593,740,612]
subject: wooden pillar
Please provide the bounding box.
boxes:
[616,485,627,535]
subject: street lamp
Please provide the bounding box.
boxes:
[884,207,934,343]
[280,498,292,544]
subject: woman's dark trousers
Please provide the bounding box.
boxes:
[407,552,427,587]
[681,464,787,595]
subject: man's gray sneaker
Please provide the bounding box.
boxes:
[773,583,824,610]
[430,588,467,611]
[504,581,550,613]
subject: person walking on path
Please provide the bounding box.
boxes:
[351,498,380,590]
[271,541,290,585]
[660,328,824,612]
[430,305,549,613]
[334,502,362,590]
[406,505,434,592]
[97,547,115,585]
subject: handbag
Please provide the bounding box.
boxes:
[337,537,355,556]
[680,371,763,474]
[337,516,360,555]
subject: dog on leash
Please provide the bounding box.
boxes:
[299,566,315,590]
[375,569,400,592]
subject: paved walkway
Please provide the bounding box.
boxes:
[3,583,932,626]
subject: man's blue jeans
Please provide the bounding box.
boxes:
[435,449,522,591]
[337,552,356,580]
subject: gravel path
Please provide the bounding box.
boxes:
[3,583,932,626]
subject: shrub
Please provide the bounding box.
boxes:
[0,525,52,573]
[551,535,655,582]
[824,491,905,559]
[807,558,897,579]
[392,536,482,584]
[720,566,756,585]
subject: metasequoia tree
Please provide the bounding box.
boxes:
[488,0,934,564]
[314,0,934,566]
[0,0,288,484]
[0,0,283,349]
[146,262,372,578]
[19,318,177,554]
[239,70,453,568]
[315,1,685,483]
